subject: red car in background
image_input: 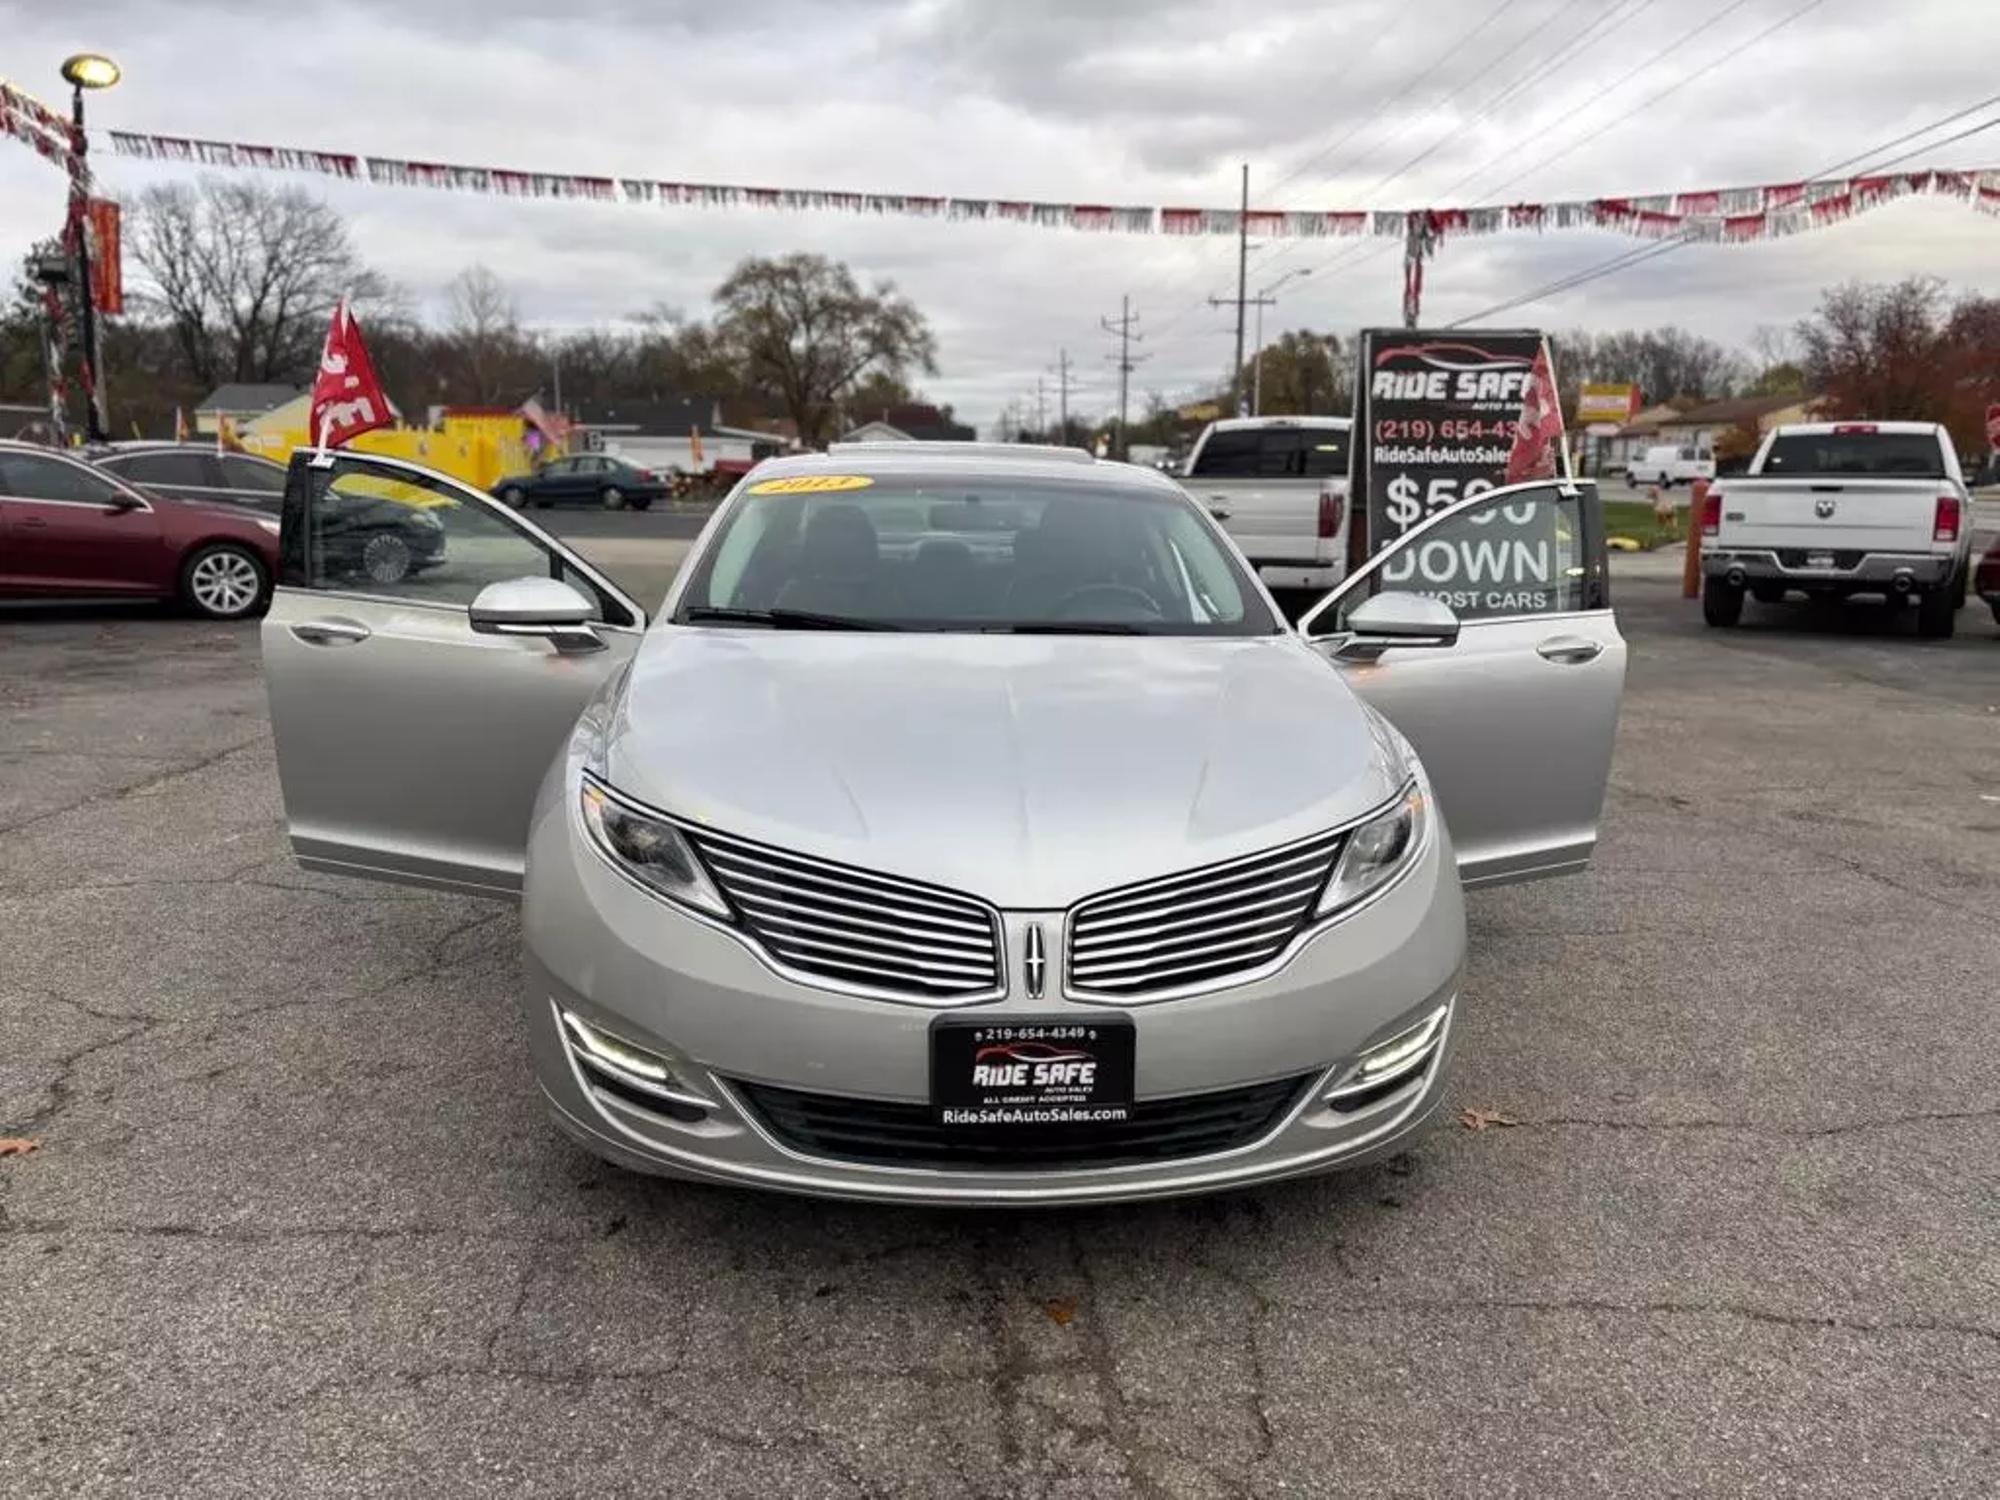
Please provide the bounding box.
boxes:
[0,441,280,619]
[1976,534,2000,632]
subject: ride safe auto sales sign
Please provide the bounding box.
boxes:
[1351,329,1570,617]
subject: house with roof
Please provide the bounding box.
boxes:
[837,403,977,443]
[569,396,784,474]
[1653,394,1822,452]
[194,383,299,435]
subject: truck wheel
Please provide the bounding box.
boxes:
[1915,585,1957,639]
[1702,577,1744,627]
[1751,585,1785,605]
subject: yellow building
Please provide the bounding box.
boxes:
[241,398,540,490]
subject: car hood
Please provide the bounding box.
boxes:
[604,629,1405,908]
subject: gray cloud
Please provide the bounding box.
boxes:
[4,0,1996,427]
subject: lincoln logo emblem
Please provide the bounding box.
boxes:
[1024,924,1047,999]
[1815,497,1837,519]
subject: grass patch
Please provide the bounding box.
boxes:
[1601,498,1685,551]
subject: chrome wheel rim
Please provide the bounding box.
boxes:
[189,550,260,616]
[362,533,412,582]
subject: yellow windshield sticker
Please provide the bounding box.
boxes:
[747,474,876,495]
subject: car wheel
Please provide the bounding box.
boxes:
[1702,576,1744,627]
[180,542,269,620]
[1915,584,1957,639]
[1751,585,1785,605]
[500,485,527,509]
[630,495,653,512]
[601,486,626,511]
[361,531,415,585]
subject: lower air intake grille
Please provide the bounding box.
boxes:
[1066,829,1347,998]
[732,1074,1315,1171]
[685,828,1002,1001]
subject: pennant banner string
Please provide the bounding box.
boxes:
[37,124,1995,244]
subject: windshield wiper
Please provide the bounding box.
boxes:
[990,621,1151,635]
[680,606,902,631]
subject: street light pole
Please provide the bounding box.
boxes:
[1250,268,1312,418]
[60,53,121,444]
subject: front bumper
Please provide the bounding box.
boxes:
[1703,548,1953,590]
[520,781,1467,1206]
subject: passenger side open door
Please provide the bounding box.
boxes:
[1300,481,1625,886]
[261,452,647,898]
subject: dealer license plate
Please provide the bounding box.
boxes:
[930,1018,1136,1127]
[1806,550,1836,569]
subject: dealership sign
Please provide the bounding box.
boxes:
[1351,329,1571,616]
[1578,381,1639,429]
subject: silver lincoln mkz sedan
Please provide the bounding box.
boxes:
[264,444,1625,1204]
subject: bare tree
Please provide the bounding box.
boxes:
[128,176,390,388]
[445,264,526,404]
[713,253,936,447]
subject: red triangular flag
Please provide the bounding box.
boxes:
[309,299,392,449]
[1505,343,1565,484]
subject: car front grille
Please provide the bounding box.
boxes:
[1065,828,1347,999]
[731,1074,1316,1170]
[686,829,1003,1001]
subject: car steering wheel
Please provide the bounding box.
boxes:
[1049,582,1163,620]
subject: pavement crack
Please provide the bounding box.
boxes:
[1067,1223,1170,1500]
[0,733,268,838]
[1508,1108,2000,1140]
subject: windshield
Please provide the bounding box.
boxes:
[1761,432,1945,478]
[673,474,1281,635]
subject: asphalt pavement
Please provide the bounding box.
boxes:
[2,542,1997,1497]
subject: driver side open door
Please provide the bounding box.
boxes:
[262,452,646,899]
[1301,481,1626,886]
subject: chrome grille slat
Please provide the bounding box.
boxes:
[1068,830,1345,998]
[688,829,1001,1000]
[1070,864,1331,935]
[726,887,997,952]
[702,858,995,937]
[697,837,991,922]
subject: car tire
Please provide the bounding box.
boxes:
[361,531,415,585]
[1751,585,1785,605]
[500,485,527,509]
[179,542,269,621]
[629,495,653,512]
[601,486,626,511]
[1702,576,1744,627]
[1915,584,1957,639]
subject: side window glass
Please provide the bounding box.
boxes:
[0,454,126,504]
[1301,432,1349,479]
[220,456,285,494]
[124,452,217,488]
[1346,486,1593,626]
[1188,430,1258,478]
[285,457,615,621]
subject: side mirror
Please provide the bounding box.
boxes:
[1328,592,1461,661]
[470,576,604,653]
[107,490,147,512]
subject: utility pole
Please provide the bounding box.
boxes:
[1099,296,1148,460]
[1034,377,1047,440]
[1232,163,1249,416]
[1051,348,1074,445]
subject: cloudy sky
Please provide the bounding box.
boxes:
[5,0,1997,429]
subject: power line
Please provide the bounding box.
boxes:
[1444,97,2000,326]
[1100,295,1149,458]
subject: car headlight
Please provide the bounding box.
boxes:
[579,773,729,918]
[1317,782,1427,917]
[255,517,281,535]
[410,509,443,529]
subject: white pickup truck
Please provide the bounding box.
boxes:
[1177,416,1351,595]
[1701,421,1974,638]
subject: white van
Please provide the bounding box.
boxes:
[1628,444,1715,487]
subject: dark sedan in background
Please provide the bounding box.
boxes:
[492,453,667,511]
[0,440,279,618]
[95,442,446,587]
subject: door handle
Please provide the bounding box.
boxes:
[1536,634,1603,664]
[291,619,371,646]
